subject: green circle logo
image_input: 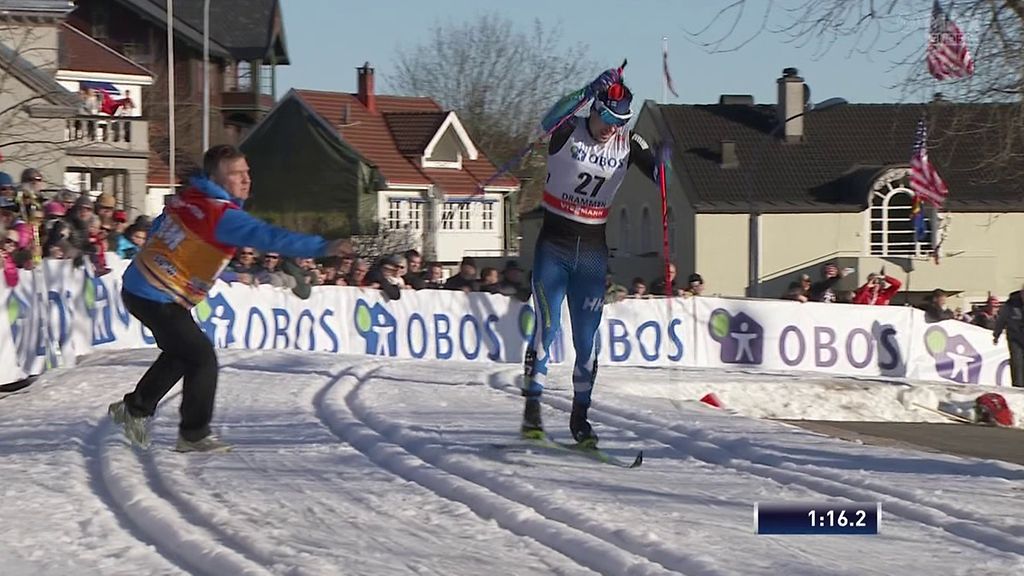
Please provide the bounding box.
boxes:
[925,327,947,355]
[519,306,535,338]
[710,310,730,339]
[84,278,96,310]
[355,301,372,333]
[7,297,20,325]
[195,299,212,322]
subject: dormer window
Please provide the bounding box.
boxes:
[421,112,478,169]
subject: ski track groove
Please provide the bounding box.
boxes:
[312,364,701,576]
[485,370,1024,560]
[128,364,362,576]
[84,352,281,576]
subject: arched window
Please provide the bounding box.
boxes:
[868,170,931,256]
[618,207,630,256]
[640,205,652,254]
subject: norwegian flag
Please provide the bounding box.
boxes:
[909,118,950,208]
[927,0,974,80]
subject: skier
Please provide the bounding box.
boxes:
[108,144,354,452]
[521,66,669,446]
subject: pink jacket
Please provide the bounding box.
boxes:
[2,253,17,287]
[10,220,32,250]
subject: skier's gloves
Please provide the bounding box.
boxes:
[326,238,355,258]
[587,68,621,98]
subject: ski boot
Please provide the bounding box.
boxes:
[175,434,232,453]
[570,402,599,448]
[108,400,151,448]
[521,396,545,440]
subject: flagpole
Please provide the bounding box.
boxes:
[202,0,210,151]
[662,36,668,103]
[167,0,176,191]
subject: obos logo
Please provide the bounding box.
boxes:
[84,272,116,345]
[7,292,30,356]
[354,299,397,356]
[924,326,982,384]
[194,293,236,348]
[708,308,763,365]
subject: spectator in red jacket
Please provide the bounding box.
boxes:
[853,272,902,305]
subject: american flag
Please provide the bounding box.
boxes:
[927,0,974,80]
[909,118,949,208]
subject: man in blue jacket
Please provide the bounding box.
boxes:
[109,144,353,452]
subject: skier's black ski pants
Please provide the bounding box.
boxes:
[121,289,218,441]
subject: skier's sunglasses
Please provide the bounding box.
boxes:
[594,98,631,127]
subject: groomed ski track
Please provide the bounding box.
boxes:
[3,349,1024,576]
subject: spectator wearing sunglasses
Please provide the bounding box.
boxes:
[0,196,32,251]
[2,228,19,286]
[519,67,668,446]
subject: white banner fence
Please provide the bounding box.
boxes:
[0,256,1012,388]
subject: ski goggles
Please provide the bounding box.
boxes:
[594,98,632,126]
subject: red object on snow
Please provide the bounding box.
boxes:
[976,392,1014,427]
[700,392,723,408]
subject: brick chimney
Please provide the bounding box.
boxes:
[776,67,805,143]
[357,62,376,114]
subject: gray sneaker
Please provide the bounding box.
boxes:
[108,400,150,448]
[174,434,232,453]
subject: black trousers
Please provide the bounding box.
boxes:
[122,289,219,441]
[1009,339,1024,388]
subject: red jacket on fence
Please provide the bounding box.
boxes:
[853,275,902,305]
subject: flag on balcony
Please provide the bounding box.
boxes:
[927,0,974,80]
[909,118,949,208]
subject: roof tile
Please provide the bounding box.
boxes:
[295,89,518,193]
[657,102,1024,212]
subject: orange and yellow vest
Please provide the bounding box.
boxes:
[136,188,237,308]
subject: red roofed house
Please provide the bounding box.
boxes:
[56,22,153,214]
[241,63,520,265]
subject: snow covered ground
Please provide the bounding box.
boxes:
[3,349,1024,576]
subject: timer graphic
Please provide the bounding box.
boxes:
[755,502,881,535]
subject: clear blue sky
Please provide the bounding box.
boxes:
[275,0,933,107]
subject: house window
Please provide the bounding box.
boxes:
[482,202,494,230]
[236,61,252,91]
[408,202,422,230]
[869,176,928,256]
[618,207,630,256]
[442,202,456,230]
[387,199,402,229]
[458,203,471,230]
[121,42,149,66]
[92,4,108,39]
[260,65,274,95]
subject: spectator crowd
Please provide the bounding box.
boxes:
[3,164,1021,386]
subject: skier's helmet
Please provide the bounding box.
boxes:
[593,82,633,126]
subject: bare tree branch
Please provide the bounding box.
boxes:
[387,13,598,212]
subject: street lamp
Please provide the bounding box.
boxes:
[747,97,848,298]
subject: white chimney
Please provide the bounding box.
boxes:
[777,67,805,143]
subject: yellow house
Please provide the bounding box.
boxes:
[534,67,1024,311]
